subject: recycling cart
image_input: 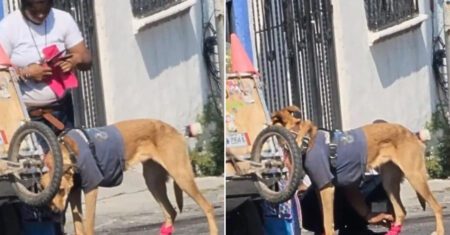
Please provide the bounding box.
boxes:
[225,72,305,204]
[0,67,63,207]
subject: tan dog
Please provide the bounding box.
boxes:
[41,119,218,235]
[271,106,444,235]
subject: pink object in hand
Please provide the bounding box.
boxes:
[385,224,402,235]
[159,224,174,235]
[0,44,11,66]
[42,45,78,98]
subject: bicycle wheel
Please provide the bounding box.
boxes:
[7,121,63,206]
[251,125,304,203]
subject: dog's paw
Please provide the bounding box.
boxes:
[385,224,402,235]
[160,224,174,235]
[430,231,437,235]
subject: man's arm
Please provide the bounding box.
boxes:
[68,41,92,71]
[56,41,92,72]
[344,185,394,224]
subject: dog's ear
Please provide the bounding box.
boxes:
[271,111,283,125]
[285,105,301,114]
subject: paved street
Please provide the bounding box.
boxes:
[63,167,224,235]
[302,179,450,235]
[61,170,448,235]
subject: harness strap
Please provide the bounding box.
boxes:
[329,141,338,176]
[293,125,340,183]
[321,128,340,183]
[300,135,310,171]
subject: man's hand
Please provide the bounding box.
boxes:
[67,41,92,71]
[54,54,77,73]
[26,63,53,81]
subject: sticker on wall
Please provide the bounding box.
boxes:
[226,100,245,113]
[227,80,241,96]
[0,78,10,99]
[226,113,238,132]
[226,132,251,148]
[238,80,254,104]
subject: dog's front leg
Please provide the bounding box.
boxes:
[68,186,85,235]
[319,183,336,235]
[84,188,99,235]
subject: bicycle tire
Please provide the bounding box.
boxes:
[8,121,63,206]
[251,125,304,203]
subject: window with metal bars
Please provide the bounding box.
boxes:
[131,0,187,18]
[364,0,419,31]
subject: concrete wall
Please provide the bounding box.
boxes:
[94,0,209,129]
[332,0,437,131]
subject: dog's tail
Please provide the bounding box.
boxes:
[174,182,184,212]
[416,129,431,143]
[417,192,426,210]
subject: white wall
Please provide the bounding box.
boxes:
[94,0,209,129]
[332,0,437,131]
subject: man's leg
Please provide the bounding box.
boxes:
[344,185,393,224]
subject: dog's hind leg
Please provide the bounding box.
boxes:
[404,175,444,235]
[394,147,444,235]
[169,170,218,235]
[143,161,178,233]
[156,148,218,235]
[379,162,406,231]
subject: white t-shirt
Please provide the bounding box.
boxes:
[0,8,83,107]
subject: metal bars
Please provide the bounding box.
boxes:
[251,0,291,114]
[251,0,341,130]
[131,0,187,18]
[364,0,419,31]
[53,0,106,128]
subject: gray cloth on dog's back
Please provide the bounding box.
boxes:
[304,129,367,189]
[67,126,125,192]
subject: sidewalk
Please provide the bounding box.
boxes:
[64,166,224,234]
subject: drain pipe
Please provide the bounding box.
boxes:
[214,0,225,88]
[444,0,450,114]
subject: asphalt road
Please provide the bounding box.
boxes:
[96,205,224,235]
[301,209,450,235]
[63,170,224,235]
[302,179,450,235]
[396,212,450,234]
[62,172,448,235]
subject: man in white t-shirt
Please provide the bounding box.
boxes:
[0,0,91,107]
[0,1,91,234]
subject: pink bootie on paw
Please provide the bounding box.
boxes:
[385,224,402,235]
[159,224,174,235]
